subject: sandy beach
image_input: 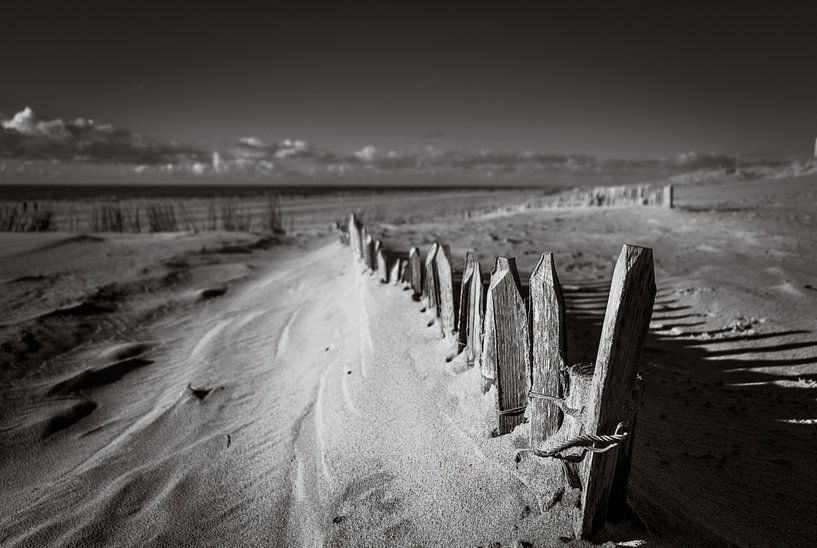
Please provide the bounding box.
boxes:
[1,174,815,546]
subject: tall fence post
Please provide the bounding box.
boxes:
[435,243,456,337]
[483,257,530,435]
[529,253,567,446]
[578,244,655,538]
[457,252,476,353]
[409,247,422,297]
[424,243,439,315]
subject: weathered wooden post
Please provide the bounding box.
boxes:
[376,242,388,282]
[365,233,376,272]
[457,252,477,353]
[528,253,567,446]
[466,259,484,367]
[389,258,400,285]
[578,244,656,538]
[482,257,530,435]
[361,227,371,267]
[434,243,456,337]
[348,214,360,258]
[409,247,422,297]
[663,184,673,209]
[424,243,439,314]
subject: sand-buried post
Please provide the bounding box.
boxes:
[663,184,674,208]
[467,258,484,367]
[409,247,422,297]
[457,252,476,352]
[529,253,567,445]
[348,214,362,258]
[434,243,456,337]
[483,257,530,434]
[423,243,439,315]
[365,233,376,271]
[578,244,656,538]
[376,242,388,282]
[389,257,400,285]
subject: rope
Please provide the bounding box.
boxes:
[515,422,628,466]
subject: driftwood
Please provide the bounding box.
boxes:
[409,247,422,297]
[484,257,530,435]
[434,243,456,337]
[424,243,439,314]
[578,244,655,537]
[457,252,476,353]
[529,253,567,446]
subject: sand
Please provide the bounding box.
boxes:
[1,174,816,546]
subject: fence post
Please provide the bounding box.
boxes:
[483,257,530,435]
[578,244,655,538]
[457,252,476,353]
[529,253,567,446]
[435,243,456,337]
[424,243,439,315]
[348,214,359,257]
[376,242,388,282]
[409,247,422,297]
[389,258,400,285]
[663,184,673,209]
[467,258,484,368]
[365,233,376,271]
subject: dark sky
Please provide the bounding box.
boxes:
[1,1,816,183]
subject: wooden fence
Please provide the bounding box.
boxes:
[342,213,656,539]
[465,183,673,220]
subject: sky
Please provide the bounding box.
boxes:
[1,1,816,185]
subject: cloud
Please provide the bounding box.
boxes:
[0,106,755,184]
[354,145,378,162]
[0,107,207,167]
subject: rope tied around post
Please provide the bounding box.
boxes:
[514,422,628,467]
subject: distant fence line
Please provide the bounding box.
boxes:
[464,183,673,219]
[339,211,656,539]
[0,195,285,233]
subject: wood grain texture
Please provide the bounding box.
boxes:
[529,253,567,446]
[579,244,656,538]
[467,259,484,368]
[409,247,422,296]
[607,376,643,522]
[435,244,456,336]
[480,261,497,392]
[486,257,530,435]
[457,252,476,352]
[561,363,594,492]
[424,243,439,314]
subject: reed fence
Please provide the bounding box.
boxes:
[339,207,656,539]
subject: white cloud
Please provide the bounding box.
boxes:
[355,145,378,162]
